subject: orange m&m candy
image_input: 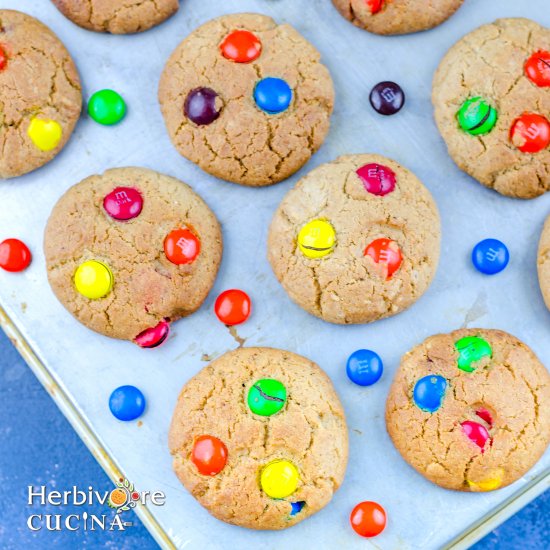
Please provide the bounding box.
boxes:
[191,435,228,476]
[214,289,251,326]
[350,501,387,538]
[510,113,550,153]
[164,228,200,265]
[525,50,550,87]
[365,238,402,279]
[220,30,262,63]
[366,0,384,14]
[0,238,32,272]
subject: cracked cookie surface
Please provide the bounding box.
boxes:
[537,215,550,311]
[0,9,82,179]
[433,18,550,198]
[332,0,463,35]
[169,347,348,529]
[267,154,440,324]
[158,13,334,187]
[386,329,550,491]
[51,0,178,34]
[44,167,222,342]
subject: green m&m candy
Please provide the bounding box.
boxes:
[88,89,126,125]
[247,379,287,416]
[457,97,497,136]
[455,336,492,372]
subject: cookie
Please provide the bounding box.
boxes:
[0,10,82,179]
[332,0,463,35]
[158,13,334,187]
[433,18,550,199]
[44,167,222,345]
[267,154,440,324]
[51,0,178,34]
[168,347,348,530]
[386,329,550,491]
[537,215,550,311]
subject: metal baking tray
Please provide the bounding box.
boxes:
[1,0,549,548]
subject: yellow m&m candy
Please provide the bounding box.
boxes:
[74,260,113,300]
[298,219,336,259]
[260,459,299,499]
[28,117,62,151]
[467,468,504,492]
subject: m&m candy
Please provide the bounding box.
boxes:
[525,50,550,87]
[346,349,383,386]
[298,219,336,259]
[413,375,447,413]
[461,420,490,452]
[103,187,143,221]
[109,385,146,421]
[27,117,62,151]
[214,289,251,325]
[457,97,497,136]
[467,469,504,491]
[260,459,299,499]
[0,45,7,71]
[220,30,262,63]
[472,239,509,275]
[192,435,228,476]
[0,238,32,272]
[164,228,200,265]
[356,163,396,196]
[184,87,222,126]
[88,89,126,125]
[350,501,386,538]
[510,113,550,153]
[254,77,292,114]
[134,320,170,348]
[366,0,384,14]
[369,82,405,116]
[74,260,113,299]
[248,379,287,416]
[290,501,305,516]
[364,238,402,279]
[455,336,492,373]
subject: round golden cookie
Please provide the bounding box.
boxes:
[332,0,463,35]
[433,18,550,199]
[386,329,550,492]
[0,10,82,179]
[158,13,334,187]
[44,167,222,345]
[537,215,550,310]
[268,154,441,324]
[51,0,178,34]
[169,347,348,530]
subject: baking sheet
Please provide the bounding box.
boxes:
[1,0,549,548]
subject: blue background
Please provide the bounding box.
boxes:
[0,328,548,549]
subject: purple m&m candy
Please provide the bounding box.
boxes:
[369,81,405,115]
[184,87,221,125]
[103,187,143,221]
[135,320,170,348]
[356,163,396,196]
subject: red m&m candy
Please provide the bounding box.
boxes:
[365,238,402,279]
[0,45,7,71]
[350,501,386,538]
[214,289,251,325]
[525,50,550,87]
[510,113,550,153]
[0,238,32,272]
[356,163,396,196]
[134,320,170,348]
[164,228,200,265]
[103,187,143,221]
[220,30,262,63]
[192,435,228,476]
[461,420,491,452]
[366,0,384,14]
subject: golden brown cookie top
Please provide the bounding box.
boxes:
[158,13,334,187]
[44,167,222,343]
[537,215,550,311]
[386,329,550,491]
[0,9,82,179]
[51,0,178,34]
[268,154,441,324]
[169,347,348,530]
[433,18,550,198]
[332,0,463,35]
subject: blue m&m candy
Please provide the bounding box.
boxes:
[109,385,146,421]
[254,77,292,114]
[290,501,305,516]
[472,239,509,275]
[346,349,383,386]
[413,375,447,413]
